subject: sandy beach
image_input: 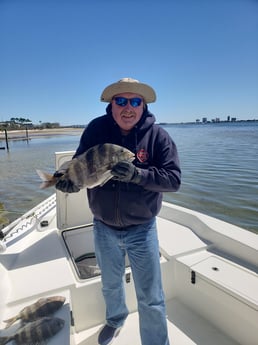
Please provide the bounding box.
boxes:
[0,127,84,141]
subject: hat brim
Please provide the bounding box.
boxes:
[101,81,156,103]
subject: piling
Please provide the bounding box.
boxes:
[4,129,9,151]
[25,126,29,141]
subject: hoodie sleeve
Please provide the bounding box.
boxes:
[136,127,181,192]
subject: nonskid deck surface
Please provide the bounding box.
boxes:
[75,298,238,345]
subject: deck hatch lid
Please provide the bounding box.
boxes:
[191,256,258,309]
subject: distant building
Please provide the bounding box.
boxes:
[202,117,207,123]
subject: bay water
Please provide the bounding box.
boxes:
[0,122,257,233]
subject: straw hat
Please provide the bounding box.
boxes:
[100,78,156,103]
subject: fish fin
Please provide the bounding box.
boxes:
[86,171,113,189]
[36,170,57,189]
[99,171,113,186]
[3,315,18,329]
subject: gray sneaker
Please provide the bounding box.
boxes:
[98,324,122,345]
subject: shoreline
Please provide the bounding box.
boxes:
[0,127,84,141]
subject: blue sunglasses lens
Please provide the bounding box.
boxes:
[114,97,142,107]
[130,98,142,107]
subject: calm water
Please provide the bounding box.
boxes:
[1,122,258,234]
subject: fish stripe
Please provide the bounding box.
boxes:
[73,160,85,187]
[2,317,64,344]
[30,322,39,342]
[42,319,52,339]
[85,146,95,174]
[16,324,29,343]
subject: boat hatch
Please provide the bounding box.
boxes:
[191,256,258,310]
[62,225,98,280]
[62,225,132,281]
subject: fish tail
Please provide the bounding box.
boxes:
[39,180,57,189]
[36,170,57,189]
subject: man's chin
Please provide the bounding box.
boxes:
[121,118,135,125]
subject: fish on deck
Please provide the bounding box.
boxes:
[3,296,66,329]
[0,317,65,345]
[37,143,135,190]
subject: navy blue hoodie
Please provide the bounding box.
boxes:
[74,105,181,228]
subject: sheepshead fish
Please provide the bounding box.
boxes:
[3,296,66,329]
[37,143,135,190]
[0,317,65,345]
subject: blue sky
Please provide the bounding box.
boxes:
[0,0,257,125]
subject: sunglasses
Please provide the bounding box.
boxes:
[114,97,143,107]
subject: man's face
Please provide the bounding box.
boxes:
[111,92,144,134]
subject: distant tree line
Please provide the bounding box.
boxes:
[10,117,32,124]
[0,118,60,130]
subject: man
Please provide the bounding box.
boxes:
[57,78,181,345]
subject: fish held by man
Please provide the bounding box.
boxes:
[37,143,135,190]
[0,317,65,345]
[3,296,66,329]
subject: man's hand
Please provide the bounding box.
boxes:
[55,178,80,193]
[54,161,80,193]
[54,161,70,177]
[111,161,141,184]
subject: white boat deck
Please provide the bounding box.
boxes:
[1,187,257,345]
[72,298,238,345]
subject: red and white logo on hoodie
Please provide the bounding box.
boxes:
[137,149,149,163]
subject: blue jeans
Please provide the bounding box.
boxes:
[94,218,170,345]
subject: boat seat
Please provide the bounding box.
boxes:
[193,256,258,310]
[178,253,258,311]
[157,217,207,258]
[174,252,258,344]
[157,217,258,310]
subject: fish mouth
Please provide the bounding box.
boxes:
[128,154,135,162]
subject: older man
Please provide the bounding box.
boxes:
[57,78,181,345]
